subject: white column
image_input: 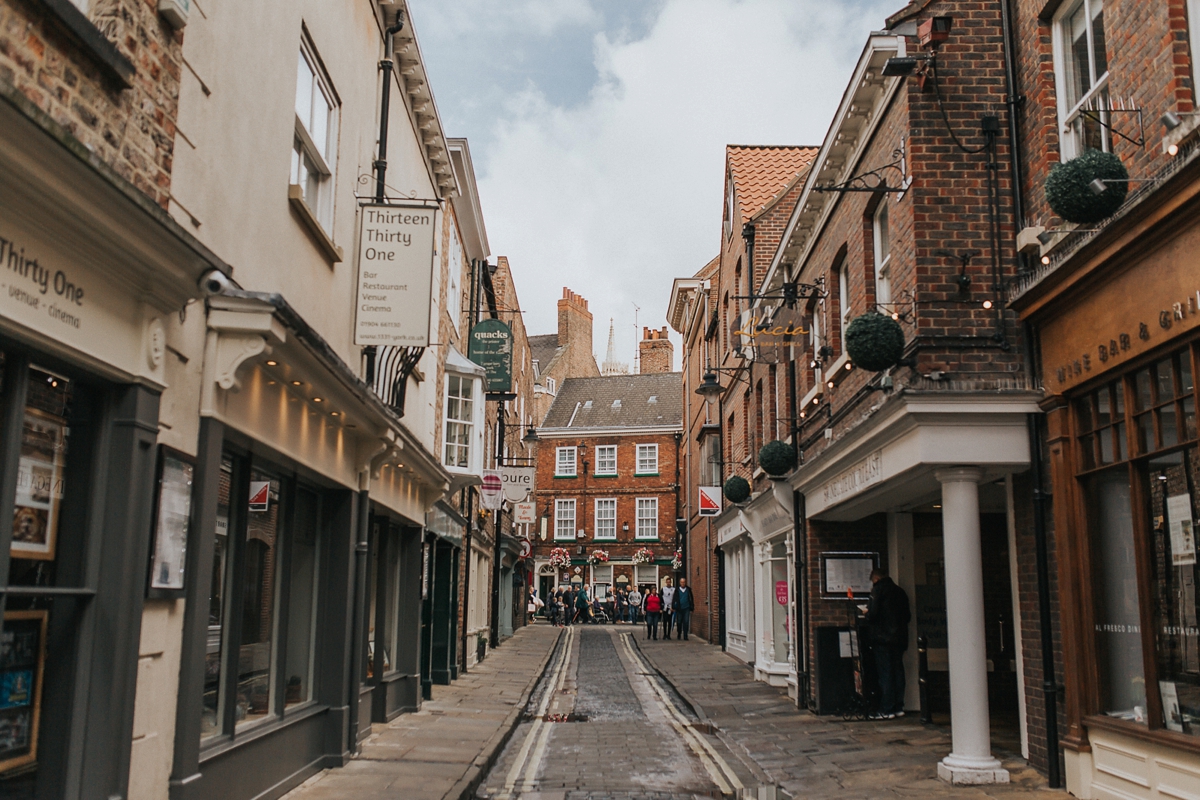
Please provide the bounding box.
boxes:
[936,467,1010,785]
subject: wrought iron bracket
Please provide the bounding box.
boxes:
[812,140,913,195]
[735,276,827,309]
[1075,95,1145,149]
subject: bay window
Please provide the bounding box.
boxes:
[441,350,486,475]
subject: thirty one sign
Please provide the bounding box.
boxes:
[354,205,436,348]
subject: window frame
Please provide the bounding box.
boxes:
[838,258,850,352]
[442,371,481,472]
[1052,0,1111,160]
[555,446,577,477]
[872,201,891,308]
[594,445,617,476]
[635,497,659,540]
[636,443,659,476]
[291,33,340,233]
[554,498,577,541]
[594,498,617,541]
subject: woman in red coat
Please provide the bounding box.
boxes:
[643,586,663,640]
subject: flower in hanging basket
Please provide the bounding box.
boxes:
[588,549,610,565]
[671,549,683,570]
[845,312,905,372]
[548,547,572,568]
[1044,149,1128,224]
[758,439,797,477]
[632,547,656,565]
[724,475,751,504]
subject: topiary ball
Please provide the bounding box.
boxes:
[758,440,796,477]
[845,312,905,372]
[1044,149,1128,224]
[724,475,751,504]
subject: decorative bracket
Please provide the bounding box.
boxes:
[1075,95,1145,149]
[812,140,913,195]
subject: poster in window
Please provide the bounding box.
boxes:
[148,448,195,596]
[0,611,47,774]
[11,409,65,561]
[1167,494,1196,567]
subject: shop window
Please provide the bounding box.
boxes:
[594,498,616,540]
[592,565,613,600]
[873,202,891,308]
[770,540,791,664]
[1076,380,1126,470]
[291,33,339,232]
[202,453,323,741]
[556,446,577,477]
[1054,0,1110,159]
[636,444,658,475]
[594,445,616,476]
[554,499,576,541]
[1131,354,1195,455]
[636,497,658,540]
[635,564,658,590]
[702,434,722,487]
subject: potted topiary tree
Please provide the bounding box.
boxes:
[1044,149,1128,225]
[845,312,905,372]
[758,439,797,478]
[724,475,751,504]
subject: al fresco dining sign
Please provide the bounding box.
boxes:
[820,450,883,506]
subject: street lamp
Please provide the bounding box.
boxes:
[522,426,539,444]
[695,372,723,406]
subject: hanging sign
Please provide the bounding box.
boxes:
[468,319,514,393]
[248,481,270,512]
[354,204,436,348]
[502,466,535,502]
[480,470,503,510]
[698,486,722,517]
[514,501,537,525]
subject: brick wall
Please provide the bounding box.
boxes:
[638,326,673,373]
[0,0,182,207]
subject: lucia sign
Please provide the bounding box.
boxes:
[730,306,808,364]
[354,205,436,348]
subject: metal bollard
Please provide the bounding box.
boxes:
[917,635,931,724]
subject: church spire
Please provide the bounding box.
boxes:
[600,318,628,375]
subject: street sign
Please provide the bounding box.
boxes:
[249,481,270,512]
[514,501,537,524]
[468,319,513,393]
[698,486,722,516]
[502,466,535,501]
[518,539,532,559]
[480,470,503,509]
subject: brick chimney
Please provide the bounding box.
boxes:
[557,286,593,352]
[639,326,674,374]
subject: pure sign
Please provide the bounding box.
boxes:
[354,204,436,348]
[501,466,535,502]
[467,319,513,393]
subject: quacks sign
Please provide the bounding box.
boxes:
[468,319,513,393]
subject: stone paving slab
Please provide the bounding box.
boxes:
[281,624,561,800]
[635,637,1066,799]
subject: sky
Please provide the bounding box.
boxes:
[407,0,900,370]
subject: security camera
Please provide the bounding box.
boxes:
[198,269,232,296]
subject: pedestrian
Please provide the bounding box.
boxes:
[644,585,663,640]
[673,577,695,640]
[628,585,642,624]
[563,586,574,626]
[866,567,911,720]
[575,583,591,624]
[616,588,629,624]
[660,578,675,640]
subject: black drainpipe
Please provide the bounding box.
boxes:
[375,12,406,204]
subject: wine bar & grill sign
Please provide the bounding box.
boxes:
[354,205,436,348]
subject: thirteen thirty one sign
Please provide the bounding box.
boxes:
[354,205,436,348]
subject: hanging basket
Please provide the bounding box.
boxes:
[724,475,751,504]
[845,312,905,372]
[632,547,656,565]
[548,547,572,568]
[758,440,797,477]
[587,549,610,565]
[1044,149,1128,224]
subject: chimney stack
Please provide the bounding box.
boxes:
[557,286,594,355]
[639,326,674,374]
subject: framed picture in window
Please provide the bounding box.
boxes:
[147,446,196,599]
[11,409,66,561]
[0,610,47,774]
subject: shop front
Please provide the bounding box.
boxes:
[739,490,796,693]
[168,294,446,800]
[423,502,463,691]
[718,513,755,666]
[0,92,223,800]
[1010,154,1200,798]
[791,390,1038,784]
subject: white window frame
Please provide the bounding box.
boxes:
[1191,0,1200,102]
[838,259,850,351]
[635,497,658,540]
[873,201,891,308]
[291,35,339,232]
[555,446,577,477]
[635,444,659,475]
[591,564,613,596]
[442,372,482,472]
[554,499,576,541]
[594,498,617,541]
[1053,0,1110,160]
[635,564,659,589]
[594,445,617,476]
[545,377,556,394]
[447,223,463,327]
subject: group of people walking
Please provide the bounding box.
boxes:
[534,577,695,640]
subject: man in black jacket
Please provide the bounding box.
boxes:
[673,577,696,640]
[866,568,911,719]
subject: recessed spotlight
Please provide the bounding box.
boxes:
[826,381,834,389]
[265,360,277,366]
[267,380,276,385]
[330,411,339,416]
[845,363,852,370]
[313,397,323,403]
[982,299,993,309]
[292,380,302,386]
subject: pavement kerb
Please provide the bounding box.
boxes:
[444,626,563,800]
[629,635,710,724]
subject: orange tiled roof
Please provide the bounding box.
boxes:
[727,145,818,222]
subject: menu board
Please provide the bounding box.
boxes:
[0,611,46,774]
[11,410,65,561]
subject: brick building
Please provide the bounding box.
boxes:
[529,288,601,425]
[529,363,683,606]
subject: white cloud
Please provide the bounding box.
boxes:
[414,0,896,367]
